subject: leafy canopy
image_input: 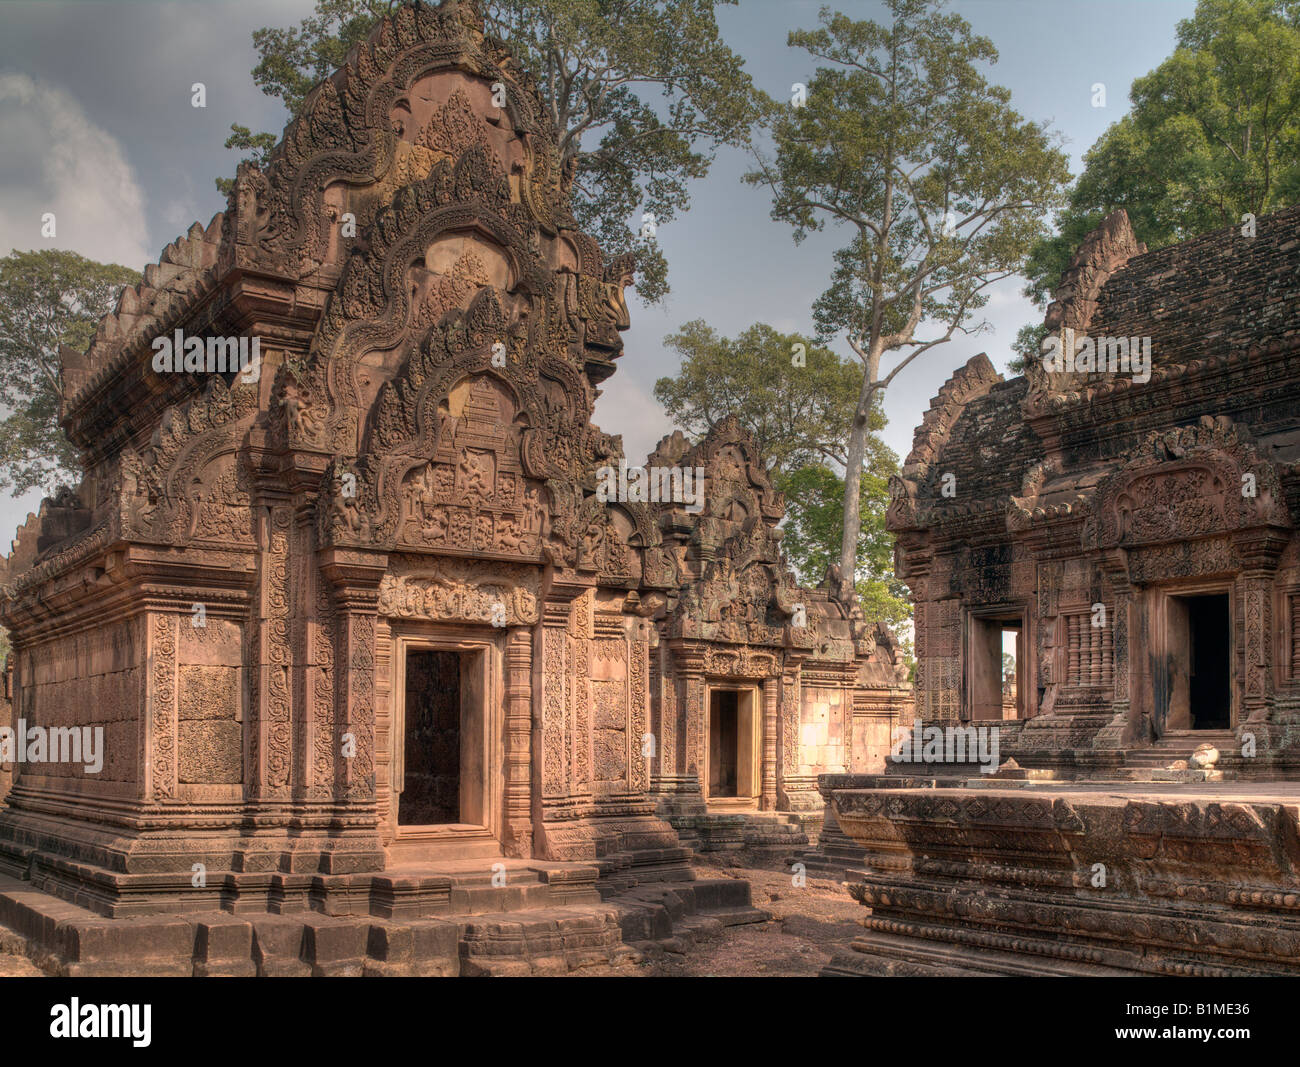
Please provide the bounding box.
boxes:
[746,0,1069,579]
[654,320,866,471]
[0,250,140,496]
[654,320,909,639]
[1023,0,1300,309]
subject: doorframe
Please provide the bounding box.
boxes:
[703,681,762,810]
[964,604,1028,722]
[389,630,502,849]
[1157,583,1236,734]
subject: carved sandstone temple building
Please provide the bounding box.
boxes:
[0,1,906,972]
[888,204,1300,775]
[816,204,1300,977]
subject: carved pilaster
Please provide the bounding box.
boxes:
[149,612,178,801]
[1235,530,1287,724]
[761,676,778,811]
[503,626,533,857]
[1093,552,1134,750]
[319,548,387,810]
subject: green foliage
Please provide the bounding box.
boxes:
[654,320,864,470]
[0,250,140,496]
[1007,322,1047,375]
[777,464,912,638]
[214,127,279,198]
[1023,0,1300,309]
[745,0,1069,580]
[222,0,766,303]
[654,319,910,640]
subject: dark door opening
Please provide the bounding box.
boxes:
[968,614,1025,720]
[1188,594,1230,729]
[707,688,758,801]
[709,690,739,797]
[400,649,462,825]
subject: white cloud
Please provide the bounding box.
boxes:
[593,371,677,465]
[0,72,150,268]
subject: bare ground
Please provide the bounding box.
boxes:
[584,856,865,977]
[0,930,42,977]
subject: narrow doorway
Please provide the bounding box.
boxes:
[707,688,758,801]
[1187,594,1230,729]
[709,690,739,796]
[968,614,1025,720]
[400,649,462,826]
[1165,593,1231,730]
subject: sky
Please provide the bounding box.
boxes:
[0,0,1200,549]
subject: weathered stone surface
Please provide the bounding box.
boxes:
[0,0,905,968]
[889,202,1300,771]
[827,781,1300,976]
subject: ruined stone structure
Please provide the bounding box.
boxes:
[642,424,908,853]
[0,0,906,974]
[889,204,1300,775]
[822,204,1300,977]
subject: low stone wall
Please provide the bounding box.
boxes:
[824,781,1300,976]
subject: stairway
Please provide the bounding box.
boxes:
[1116,729,1235,781]
[0,859,768,977]
[668,810,813,856]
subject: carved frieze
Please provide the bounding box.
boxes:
[378,557,539,625]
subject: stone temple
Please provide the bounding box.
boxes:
[0,0,908,974]
[821,202,1300,976]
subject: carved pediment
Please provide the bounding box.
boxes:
[1083,416,1290,550]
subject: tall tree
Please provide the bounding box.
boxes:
[1023,0,1300,309]
[778,464,912,636]
[222,0,766,303]
[654,321,910,636]
[0,250,140,496]
[655,320,860,472]
[746,0,1069,581]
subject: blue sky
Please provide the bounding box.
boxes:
[0,0,1200,548]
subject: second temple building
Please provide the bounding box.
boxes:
[889,204,1300,776]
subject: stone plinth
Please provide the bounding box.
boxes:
[824,780,1300,976]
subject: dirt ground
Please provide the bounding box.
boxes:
[587,856,866,977]
[0,930,41,977]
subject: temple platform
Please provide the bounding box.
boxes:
[822,778,1300,976]
[0,857,766,976]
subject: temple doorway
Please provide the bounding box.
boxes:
[967,613,1026,720]
[1165,592,1232,730]
[394,643,490,836]
[706,687,759,804]
[400,650,463,825]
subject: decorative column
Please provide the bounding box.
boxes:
[502,626,533,857]
[1235,530,1288,725]
[533,582,597,860]
[647,642,703,819]
[684,673,706,785]
[318,546,388,874]
[761,676,779,811]
[1093,551,1135,750]
[149,611,178,802]
[777,655,803,809]
[246,505,294,810]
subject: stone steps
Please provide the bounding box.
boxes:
[1122,731,1236,774]
[668,811,812,855]
[0,869,766,977]
[1109,767,1223,783]
[455,905,629,976]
